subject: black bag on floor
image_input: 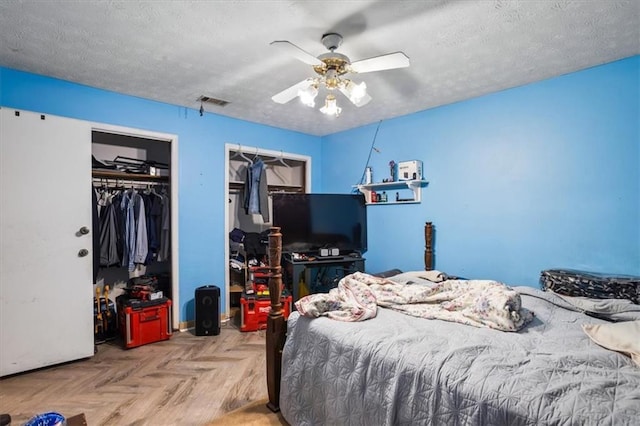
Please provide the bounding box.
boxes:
[540,268,640,304]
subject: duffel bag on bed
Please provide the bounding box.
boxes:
[540,268,640,304]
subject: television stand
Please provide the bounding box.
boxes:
[282,254,366,302]
[317,255,344,261]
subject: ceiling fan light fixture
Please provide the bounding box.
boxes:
[320,94,341,117]
[344,80,368,104]
[271,32,410,117]
[298,84,318,107]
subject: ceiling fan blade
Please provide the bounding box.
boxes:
[271,79,314,104]
[349,52,410,74]
[339,87,372,107]
[270,40,323,66]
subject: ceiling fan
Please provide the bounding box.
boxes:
[270,33,410,117]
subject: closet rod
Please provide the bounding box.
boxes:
[92,177,168,188]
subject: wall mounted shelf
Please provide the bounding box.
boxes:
[354,180,428,205]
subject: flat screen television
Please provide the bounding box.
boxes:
[271,193,367,255]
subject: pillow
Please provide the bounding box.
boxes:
[387,270,450,285]
[556,293,640,322]
[371,268,403,278]
[582,321,640,366]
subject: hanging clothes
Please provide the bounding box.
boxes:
[119,188,148,272]
[99,194,120,267]
[120,189,135,271]
[111,191,125,262]
[92,187,100,283]
[258,163,270,223]
[243,158,269,222]
[93,183,170,272]
[145,190,163,263]
[158,191,171,262]
[132,191,148,266]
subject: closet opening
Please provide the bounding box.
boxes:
[91,127,179,332]
[225,143,311,327]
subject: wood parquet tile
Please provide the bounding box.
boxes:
[0,323,268,425]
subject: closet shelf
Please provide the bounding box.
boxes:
[92,170,169,182]
[229,180,304,193]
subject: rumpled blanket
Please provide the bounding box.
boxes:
[295,272,533,331]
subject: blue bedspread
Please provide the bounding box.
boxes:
[280,286,640,425]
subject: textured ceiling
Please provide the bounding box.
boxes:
[0,1,638,136]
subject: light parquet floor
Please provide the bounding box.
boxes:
[0,322,268,425]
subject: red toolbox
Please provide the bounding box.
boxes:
[247,266,271,295]
[117,296,173,349]
[240,294,292,332]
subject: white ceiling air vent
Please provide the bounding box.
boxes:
[198,95,230,107]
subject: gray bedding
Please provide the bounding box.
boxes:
[280,286,640,426]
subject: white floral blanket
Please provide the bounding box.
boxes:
[295,272,533,331]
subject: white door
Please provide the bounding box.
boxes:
[1,108,94,376]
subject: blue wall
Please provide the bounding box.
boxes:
[323,56,640,286]
[2,55,638,322]
[0,67,322,322]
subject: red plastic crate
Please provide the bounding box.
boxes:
[240,295,292,332]
[247,266,271,294]
[117,297,173,349]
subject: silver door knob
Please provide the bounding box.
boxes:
[79,226,90,235]
[78,249,89,257]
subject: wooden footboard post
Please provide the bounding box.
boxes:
[266,226,285,413]
[425,222,434,271]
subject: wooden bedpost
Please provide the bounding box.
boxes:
[425,222,434,271]
[266,226,285,413]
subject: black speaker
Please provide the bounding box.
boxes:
[195,285,220,336]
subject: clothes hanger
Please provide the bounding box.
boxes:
[252,148,262,163]
[264,150,291,168]
[230,144,253,164]
[95,178,106,194]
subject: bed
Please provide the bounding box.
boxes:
[263,225,640,425]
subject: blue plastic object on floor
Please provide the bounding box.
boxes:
[24,412,66,426]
